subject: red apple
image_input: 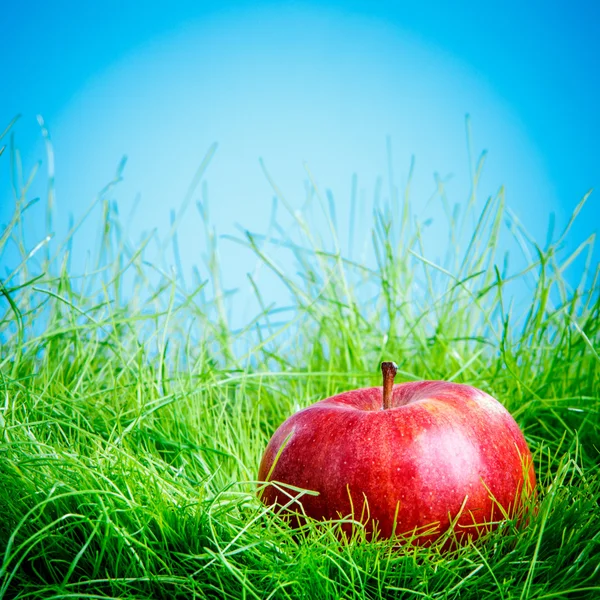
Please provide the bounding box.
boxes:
[258,362,536,545]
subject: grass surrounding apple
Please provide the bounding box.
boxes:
[0,122,598,597]
[259,362,536,545]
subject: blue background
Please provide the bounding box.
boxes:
[1,0,598,316]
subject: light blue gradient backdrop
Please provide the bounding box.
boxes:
[1,1,598,317]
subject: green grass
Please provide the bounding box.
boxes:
[1,118,599,599]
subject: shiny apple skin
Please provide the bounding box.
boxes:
[258,381,536,544]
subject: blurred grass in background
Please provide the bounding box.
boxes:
[0,116,599,599]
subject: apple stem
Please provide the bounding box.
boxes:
[381,361,398,410]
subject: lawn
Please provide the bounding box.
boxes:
[1,122,599,599]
